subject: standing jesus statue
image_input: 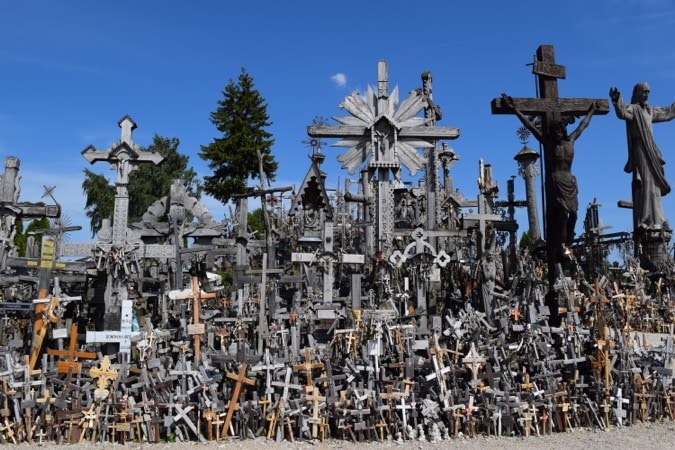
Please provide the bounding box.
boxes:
[610,83,675,231]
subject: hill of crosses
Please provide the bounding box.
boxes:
[0,46,673,445]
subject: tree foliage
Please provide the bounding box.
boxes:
[247,208,265,239]
[82,135,200,237]
[13,217,51,257]
[199,68,278,204]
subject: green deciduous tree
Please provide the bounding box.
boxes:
[82,135,200,237]
[199,68,278,204]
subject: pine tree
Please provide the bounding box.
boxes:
[199,68,278,204]
[82,135,199,237]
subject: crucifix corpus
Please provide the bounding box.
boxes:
[491,45,609,325]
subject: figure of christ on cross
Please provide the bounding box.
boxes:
[492,45,609,325]
[501,93,598,261]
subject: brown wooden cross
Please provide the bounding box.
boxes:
[292,347,324,387]
[46,323,97,374]
[172,270,216,359]
[221,363,255,437]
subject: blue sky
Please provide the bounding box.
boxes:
[2,0,675,253]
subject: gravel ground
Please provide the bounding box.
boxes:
[31,420,675,450]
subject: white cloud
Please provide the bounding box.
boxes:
[331,73,347,87]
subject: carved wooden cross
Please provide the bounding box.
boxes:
[308,61,460,254]
[292,347,324,387]
[462,342,486,388]
[61,117,172,332]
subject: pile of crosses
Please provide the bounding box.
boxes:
[1,47,675,444]
[0,276,673,445]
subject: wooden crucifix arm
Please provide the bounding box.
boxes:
[500,94,543,142]
[568,100,598,141]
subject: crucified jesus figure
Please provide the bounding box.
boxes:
[501,94,598,264]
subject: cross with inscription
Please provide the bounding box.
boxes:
[86,299,141,360]
[492,45,609,325]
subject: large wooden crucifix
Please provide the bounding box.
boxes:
[491,45,609,325]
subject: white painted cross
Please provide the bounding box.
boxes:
[86,299,141,360]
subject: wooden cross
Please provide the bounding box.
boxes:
[395,394,412,438]
[89,355,118,400]
[46,323,97,374]
[304,384,327,439]
[86,299,141,360]
[612,388,630,426]
[268,367,303,441]
[171,403,206,442]
[292,347,324,387]
[221,363,255,437]
[308,61,460,254]
[170,265,217,359]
